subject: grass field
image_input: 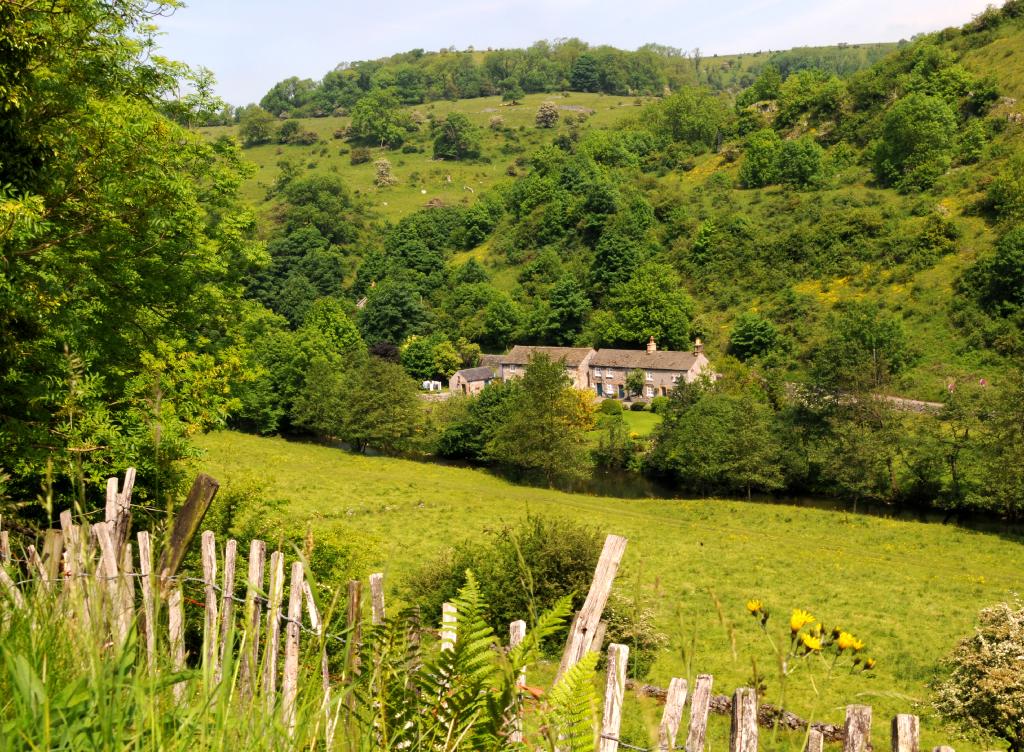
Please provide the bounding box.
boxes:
[196,430,1023,750]
[200,92,651,225]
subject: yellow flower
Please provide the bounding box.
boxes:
[790,609,815,634]
[837,631,860,651]
[746,599,764,616]
[864,657,877,670]
[800,633,822,652]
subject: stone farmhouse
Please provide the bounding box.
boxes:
[489,337,710,400]
[448,366,496,396]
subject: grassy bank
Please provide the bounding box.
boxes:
[196,430,1023,750]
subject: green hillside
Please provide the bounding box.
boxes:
[197,430,1023,751]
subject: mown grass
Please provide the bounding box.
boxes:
[200,92,651,225]
[196,430,1023,750]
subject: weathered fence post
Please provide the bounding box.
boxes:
[441,602,457,651]
[844,705,873,752]
[120,543,135,638]
[891,715,920,752]
[201,530,219,671]
[685,674,714,752]
[137,531,156,668]
[106,468,135,553]
[264,550,285,703]
[27,545,48,588]
[658,678,688,751]
[241,539,266,696]
[94,521,124,641]
[166,570,186,701]
[369,572,385,625]
[345,579,363,683]
[157,474,219,579]
[282,561,303,734]
[509,619,527,744]
[218,538,238,682]
[0,567,24,607]
[303,580,336,748]
[807,728,825,752]
[42,529,63,582]
[0,514,9,564]
[730,688,758,752]
[558,534,627,679]
[599,643,629,752]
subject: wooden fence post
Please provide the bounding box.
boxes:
[509,620,527,744]
[599,643,629,752]
[658,678,688,752]
[346,579,363,680]
[166,571,186,701]
[807,728,825,752]
[201,530,219,670]
[730,688,758,752]
[218,538,238,682]
[892,715,920,752]
[0,567,24,608]
[264,550,285,703]
[369,572,385,625]
[120,543,135,638]
[0,514,8,565]
[106,468,135,553]
[27,545,48,587]
[557,534,627,679]
[282,561,303,734]
[441,602,457,651]
[241,539,266,696]
[42,529,63,582]
[157,474,219,579]
[94,521,124,641]
[137,531,156,668]
[302,580,336,748]
[685,674,714,752]
[844,705,873,752]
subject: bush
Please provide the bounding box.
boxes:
[630,401,648,411]
[649,396,670,415]
[602,591,669,679]
[536,102,559,128]
[401,144,421,154]
[934,600,1024,751]
[401,515,602,642]
[350,147,372,165]
[598,399,623,415]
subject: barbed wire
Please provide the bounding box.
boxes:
[599,732,687,751]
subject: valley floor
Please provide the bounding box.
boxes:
[197,430,1023,750]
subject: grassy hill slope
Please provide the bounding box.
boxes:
[197,430,1023,750]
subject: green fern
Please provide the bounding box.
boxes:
[540,651,599,752]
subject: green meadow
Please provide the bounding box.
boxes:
[196,430,1023,750]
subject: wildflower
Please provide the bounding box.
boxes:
[746,600,764,616]
[864,657,877,670]
[837,632,859,651]
[790,609,815,634]
[800,633,822,652]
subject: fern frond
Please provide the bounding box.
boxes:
[541,651,599,752]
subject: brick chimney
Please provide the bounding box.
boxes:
[647,336,657,354]
[693,337,703,355]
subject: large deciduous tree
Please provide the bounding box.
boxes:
[0,0,262,508]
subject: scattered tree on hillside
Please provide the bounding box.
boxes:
[432,112,481,160]
[729,313,778,360]
[872,93,956,191]
[535,101,559,128]
[374,158,398,187]
[238,106,277,146]
[350,89,410,147]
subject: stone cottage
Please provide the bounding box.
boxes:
[497,345,596,389]
[589,337,709,400]
[448,366,496,396]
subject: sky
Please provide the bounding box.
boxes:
[155,1,996,105]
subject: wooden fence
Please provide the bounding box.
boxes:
[0,470,961,752]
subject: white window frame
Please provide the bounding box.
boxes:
[645,386,654,398]
[645,370,654,382]
[594,367,603,378]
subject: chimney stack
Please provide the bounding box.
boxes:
[693,337,703,355]
[647,336,657,354]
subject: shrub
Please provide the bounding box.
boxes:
[601,591,669,679]
[649,396,670,415]
[401,144,420,154]
[536,101,559,128]
[401,515,602,641]
[630,401,648,411]
[350,147,371,165]
[598,399,623,415]
[934,600,1024,751]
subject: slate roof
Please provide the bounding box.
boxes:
[478,354,502,369]
[453,366,496,382]
[499,345,595,366]
[590,349,701,371]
